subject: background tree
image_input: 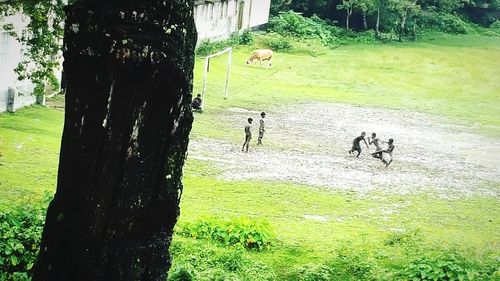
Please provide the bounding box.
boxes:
[356,0,377,29]
[31,0,197,280]
[388,0,420,41]
[337,0,356,29]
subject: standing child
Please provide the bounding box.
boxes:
[349,132,369,158]
[242,118,253,152]
[257,112,266,145]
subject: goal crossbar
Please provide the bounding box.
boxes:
[200,47,232,109]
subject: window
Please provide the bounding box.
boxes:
[0,32,10,64]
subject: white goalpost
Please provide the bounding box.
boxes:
[200,47,232,110]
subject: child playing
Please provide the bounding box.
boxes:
[257,112,266,145]
[371,138,395,167]
[349,132,369,158]
[242,118,253,152]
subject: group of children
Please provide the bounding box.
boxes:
[349,132,395,167]
[242,112,266,152]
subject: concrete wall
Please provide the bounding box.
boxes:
[194,0,271,42]
[0,14,36,113]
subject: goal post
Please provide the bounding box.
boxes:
[200,47,232,110]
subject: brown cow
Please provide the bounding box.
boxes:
[246,49,273,68]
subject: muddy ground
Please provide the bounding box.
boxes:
[188,102,500,198]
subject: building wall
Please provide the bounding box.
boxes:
[194,0,271,42]
[0,14,36,113]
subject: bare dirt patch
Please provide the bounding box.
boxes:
[189,102,500,197]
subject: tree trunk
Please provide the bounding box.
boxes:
[32,0,197,280]
[412,17,417,41]
[399,12,407,42]
[376,5,380,36]
[362,10,368,30]
[346,9,351,29]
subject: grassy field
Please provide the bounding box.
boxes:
[0,35,499,279]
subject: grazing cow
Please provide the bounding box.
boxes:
[246,49,273,68]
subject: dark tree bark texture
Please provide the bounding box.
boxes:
[32,0,197,280]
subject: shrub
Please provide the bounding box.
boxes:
[168,238,276,281]
[177,217,275,250]
[195,40,229,56]
[230,30,254,45]
[396,252,499,280]
[268,11,341,48]
[169,265,196,281]
[418,11,472,34]
[490,20,500,32]
[264,33,293,52]
[0,203,46,281]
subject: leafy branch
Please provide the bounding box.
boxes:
[0,0,66,97]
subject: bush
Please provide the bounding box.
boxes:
[168,238,276,281]
[268,11,341,48]
[177,217,275,250]
[230,30,254,45]
[418,12,473,34]
[0,203,46,281]
[169,265,196,281]
[195,40,229,56]
[396,252,499,280]
[490,20,500,32]
[264,33,293,52]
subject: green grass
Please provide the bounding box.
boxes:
[0,106,63,210]
[192,34,500,140]
[0,35,499,279]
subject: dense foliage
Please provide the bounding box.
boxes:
[0,1,65,97]
[0,202,46,281]
[271,0,500,39]
[176,217,276,250]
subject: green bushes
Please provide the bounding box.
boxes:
[0,203,46,281]
[195,31,254,56]
[176,217,275,250]
[168,238,276,281]
[268,11,342,48]
[396,252,499,280]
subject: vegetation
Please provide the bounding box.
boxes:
[1,33,499,279]
[0,1,65,97]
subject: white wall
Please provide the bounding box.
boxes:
[0,13,36,113]
[241,0,271,29]
[194,0,240,41]
[194,0,271,42]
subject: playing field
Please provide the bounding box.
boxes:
[0,34,499,279]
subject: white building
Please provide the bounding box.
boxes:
[0,14,36,113]
[0,0,271,112]
[194,0,271,41]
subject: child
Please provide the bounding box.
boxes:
[349,132,369,158]
[242,118,253,152]
[372,138,395,167]
[257,112,266,145]
[368,132,383,159]
[191,94,202,111]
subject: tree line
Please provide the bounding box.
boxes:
[271,0,500,39]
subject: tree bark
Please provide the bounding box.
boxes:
[32,0,197,280]
[376,5,380,35]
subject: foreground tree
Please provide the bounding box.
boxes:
[32,0,197,280]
